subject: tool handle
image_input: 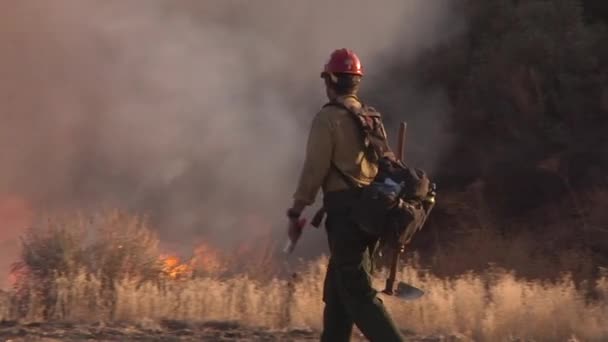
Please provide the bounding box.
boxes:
[283,239,296,254]
[283,218,307,254]
[396,122,407,162]
[382,121,408,295]
[382,244,404,295]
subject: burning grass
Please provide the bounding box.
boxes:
[1,210,607,341]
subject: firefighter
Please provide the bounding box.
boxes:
[287,48,404,342]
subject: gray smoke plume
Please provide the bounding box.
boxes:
[0,0,461,278]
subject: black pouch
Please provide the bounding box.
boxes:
[386,199,426,246]
[348,183,397,237]
[332,158,429,243]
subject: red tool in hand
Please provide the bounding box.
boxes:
[283,217,307,254]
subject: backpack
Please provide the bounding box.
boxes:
[323,100,434,246]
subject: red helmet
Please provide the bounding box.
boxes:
[321,48,364,77]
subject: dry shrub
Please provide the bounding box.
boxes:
[10,210,165,320]
[8,210,282,322]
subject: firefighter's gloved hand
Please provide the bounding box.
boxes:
[286,208,306,248]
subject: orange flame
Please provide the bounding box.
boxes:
[0,195,32,289]
[157,213,275,281]
[160,254,193,280]
[159,242,225,280]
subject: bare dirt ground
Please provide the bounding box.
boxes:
[0,320,465,342]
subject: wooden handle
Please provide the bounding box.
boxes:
[383,244,405,295]
[397,122,407,162]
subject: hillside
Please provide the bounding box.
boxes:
[366,0,608,283]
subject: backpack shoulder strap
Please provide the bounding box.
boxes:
[323,100,392,159]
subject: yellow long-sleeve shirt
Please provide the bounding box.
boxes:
[293,95,381,205]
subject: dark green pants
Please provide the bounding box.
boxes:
[320,211,404,342]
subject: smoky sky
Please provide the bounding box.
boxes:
[0,1,461,260]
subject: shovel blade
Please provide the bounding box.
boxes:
[394,281,424,300]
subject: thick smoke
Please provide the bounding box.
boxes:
[0,0,460,273]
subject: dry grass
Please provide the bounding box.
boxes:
[3,209,608,341]
[1,258,607,341]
